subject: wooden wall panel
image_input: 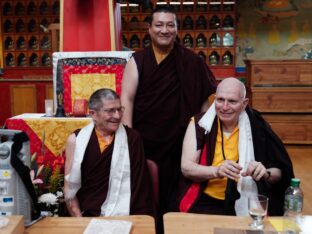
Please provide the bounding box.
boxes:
[264,114,312,144]
[245,60,312,86]
[0,80,52,124]
[46,84,54,100]
[245,60,312,145]
[251,87,312,112]
[10,85,37,116]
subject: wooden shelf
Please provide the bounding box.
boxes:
[1,0,60,68]
[121,0,236,78]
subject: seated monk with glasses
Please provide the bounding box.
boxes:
[64,88,155,217]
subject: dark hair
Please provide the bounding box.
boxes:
[89,88,119,110]
[150,5,177,24]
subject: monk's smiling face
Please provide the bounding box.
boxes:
[90,99,123,136]
[149,12,177,50]
[215,78,249,132]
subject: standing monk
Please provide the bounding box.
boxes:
[121,5,217,215]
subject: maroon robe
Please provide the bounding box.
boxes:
[75,126,155,217]
[132,42,217,212]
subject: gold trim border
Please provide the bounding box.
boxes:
[109,1,116,50]
[60,0,64,51]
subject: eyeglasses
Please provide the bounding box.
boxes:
[99,106,125,115]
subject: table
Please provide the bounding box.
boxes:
[164,212,312,234]
[25,215,155,234]
[5,113,91,167]
[0,216,24,234]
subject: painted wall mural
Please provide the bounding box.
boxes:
[236,0,312,67]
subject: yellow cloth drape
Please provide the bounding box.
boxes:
[25,118,91,156]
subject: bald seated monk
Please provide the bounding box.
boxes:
[176,78,294,216]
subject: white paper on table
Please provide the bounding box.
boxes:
[0,217,9,228]
[83,219,132,234]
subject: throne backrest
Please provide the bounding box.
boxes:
[52,51,133,115]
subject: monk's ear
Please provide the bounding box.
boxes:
[88,109,96,117]
[242,98,249,108]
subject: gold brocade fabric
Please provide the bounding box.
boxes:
[24,118,91,156]
[71,73,116,105]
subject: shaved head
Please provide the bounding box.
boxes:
[217,77,246,99]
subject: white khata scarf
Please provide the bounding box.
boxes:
[65,122,131,216]
[198,101,258,216]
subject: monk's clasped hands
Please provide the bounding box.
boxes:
[216,160,267,181]
[216,160,242,180]
[241,161,267,181]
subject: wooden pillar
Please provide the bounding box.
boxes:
[48,23,60,52]
[60,0,121,51]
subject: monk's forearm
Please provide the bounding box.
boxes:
[121,57,139,128]
[121,94,134,127]
[65,196,82,217]
[181,160,219,182]
[121,102,133,127]
[64,180,82,217]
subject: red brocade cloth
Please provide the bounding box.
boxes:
[62,64,124,114]
[53,53,132,116]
